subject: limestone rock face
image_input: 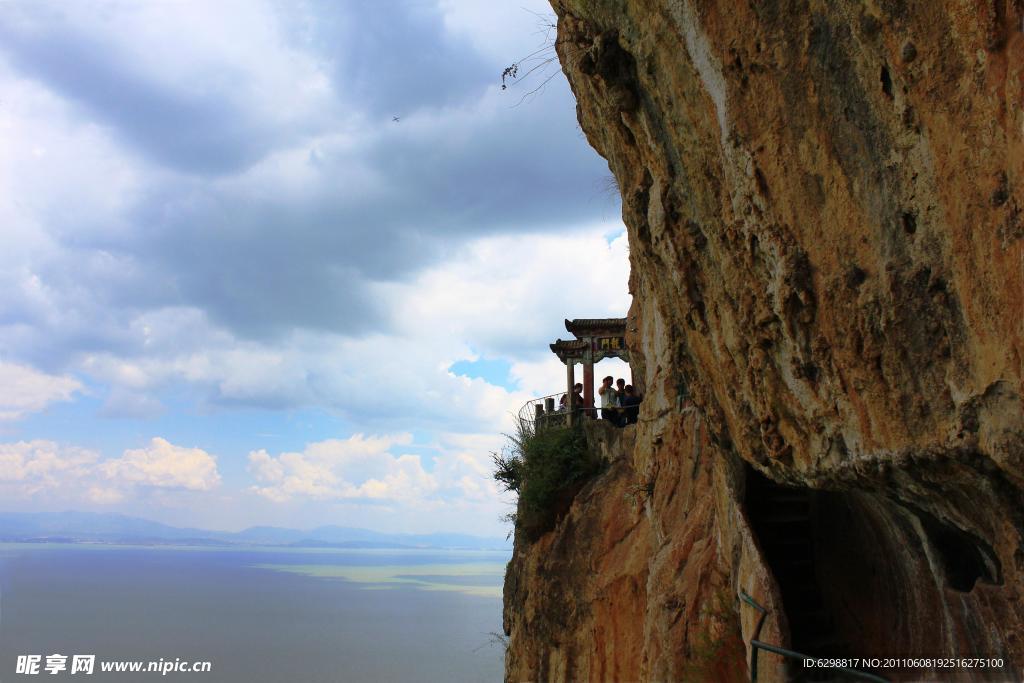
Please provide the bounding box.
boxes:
[504,2,1024,681]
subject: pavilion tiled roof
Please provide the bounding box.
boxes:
[549,338,589,354]
[549,339,589,363]
[564,318,627,335]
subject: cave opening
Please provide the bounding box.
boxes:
[743,463,1005,678]
[744,466,847,660]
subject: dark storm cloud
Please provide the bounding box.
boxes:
[0,0,617,349]
[115,82,612,340]
[0,9,291,175]
[294,0,495,116]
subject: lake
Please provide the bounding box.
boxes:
[0,544,510,682]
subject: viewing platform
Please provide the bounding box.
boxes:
[520,317,640,428]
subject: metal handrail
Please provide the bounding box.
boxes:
[739,591,889,683]
[516,392,598,424]
[517,393,560,423]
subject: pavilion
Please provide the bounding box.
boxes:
[549,317,632,425]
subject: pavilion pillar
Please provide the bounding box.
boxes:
[583,361,594,416]
[566,361,575,427]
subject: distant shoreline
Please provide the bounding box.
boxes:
[0,510,513,552]
[0,539,514,553]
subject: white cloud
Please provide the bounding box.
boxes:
[244,430,517,535]
[248,433,436,504]
[0,362,83,420]
[0,440,99,493]
[0,226,629,529]
[508,356,569,398]
[0,437,220,503]
[56,226,629,442]
[382,228,631,359]
[0,62,142,250]
[431,431,507,503]
[101,437,221,491]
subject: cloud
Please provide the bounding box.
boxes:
[248,433,436,503]
[0,440,99,493]
[383,228,631,359]
[105,80,608,341]
[315,0,495,116]
[49,225,626,442]
[101,437,221,491]
[53,225,628,439]
[0,0,335,174]
[245,431,515,534]
[0,362,82,420]
[510,356,633,399]
[0,0,615,357]
[439,0,558,64]
[0,0,630,534]
[430,431,507,504]
[86,486,124,505]
[0,437,220,502]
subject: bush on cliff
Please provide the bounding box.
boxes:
[492,418,604,540]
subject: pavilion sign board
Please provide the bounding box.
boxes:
[594,335,627,360]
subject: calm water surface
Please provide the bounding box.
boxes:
[0,544,510,682]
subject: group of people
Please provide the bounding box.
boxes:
[558,377,642,426]
[599,376,641,426]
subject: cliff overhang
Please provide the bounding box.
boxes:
[504,2,1024,681]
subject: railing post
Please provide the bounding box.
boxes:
[566,361,575,428]
[740,591,767,682]
[738,590,890,683]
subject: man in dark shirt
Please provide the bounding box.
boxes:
[620,385,642,424]
[560,383,585,414]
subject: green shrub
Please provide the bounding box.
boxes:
[492,418,604,540]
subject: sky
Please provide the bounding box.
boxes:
[0,0,630,537]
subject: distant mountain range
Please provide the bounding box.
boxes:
[0,511,512,550]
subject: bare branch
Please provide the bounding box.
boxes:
[499,10,571,105]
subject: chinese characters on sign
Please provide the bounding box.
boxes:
[595,337,625,352]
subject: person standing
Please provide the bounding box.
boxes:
[613,378,627,426]
[560,383,584,413]
[621,385,642,424]
[599,376,618,422]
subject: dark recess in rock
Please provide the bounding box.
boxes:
[880,65,894,98]
[845,265,867,288]
[913,506,1002,592]
[901,211,917,235]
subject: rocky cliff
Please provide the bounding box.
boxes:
[504,1,1024,681]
